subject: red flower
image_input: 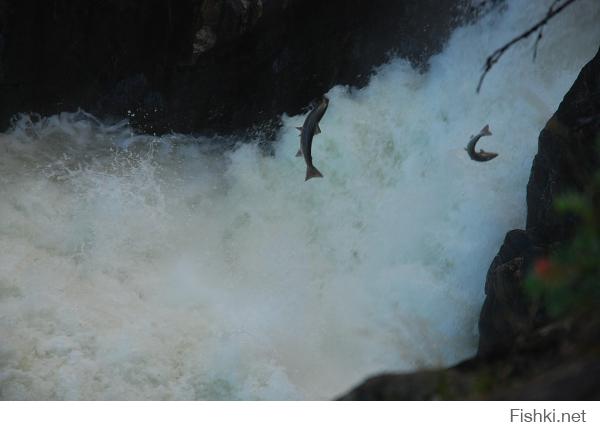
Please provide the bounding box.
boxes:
[534,258,553,279]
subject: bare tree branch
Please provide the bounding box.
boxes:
[533,0,562,61]
[477,0,580,93]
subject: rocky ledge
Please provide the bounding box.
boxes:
[341,45,600,400]
[0,0,465,136]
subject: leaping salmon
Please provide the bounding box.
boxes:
[296,96,329,180]
[465,124,497,162]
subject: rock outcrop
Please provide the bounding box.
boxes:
[342,45,600,400]
[478,44,600,359]
[0,0,464,135]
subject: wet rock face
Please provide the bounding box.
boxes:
[0,0,464,135]
[478,46,600,359]
[477,230,540,358]
[526,46,600,244]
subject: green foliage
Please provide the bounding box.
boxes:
[526,172,600,317]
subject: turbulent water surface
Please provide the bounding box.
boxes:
[1,0,600,400]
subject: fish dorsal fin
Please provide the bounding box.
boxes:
[315,124,321,135]
[296,126,303,132]
[296,148,303,157]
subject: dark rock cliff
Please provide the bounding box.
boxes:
[0,0,464,135]
[341,45,600,401]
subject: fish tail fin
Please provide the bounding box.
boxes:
[295,148,303,157]
[305,165,323,181]
[481,124,492,136]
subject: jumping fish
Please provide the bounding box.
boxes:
[465,124,497,162]
[296,96,329,180]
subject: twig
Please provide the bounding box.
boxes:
[533,0,561,61]
[532,27,544,61]
[477,0,580,93]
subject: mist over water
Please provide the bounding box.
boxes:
[1,0,599,400]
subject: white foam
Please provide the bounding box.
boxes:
[1,0,599,399]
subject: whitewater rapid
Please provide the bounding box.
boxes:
[1,0,599,400]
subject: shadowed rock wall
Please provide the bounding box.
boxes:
[0,0,465,135]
